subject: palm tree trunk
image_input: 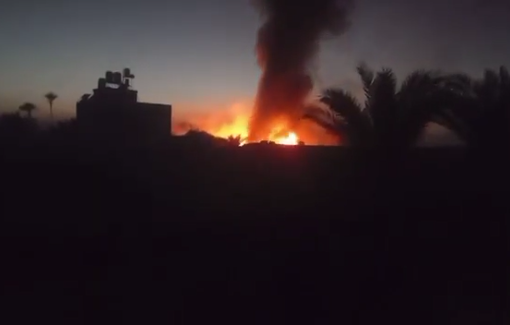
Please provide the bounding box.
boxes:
[28,110,32,118]
[50,103,53,121]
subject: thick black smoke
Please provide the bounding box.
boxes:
[248,0,354,141]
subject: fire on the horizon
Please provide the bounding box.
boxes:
[240,130,299,146]
[173,0,353,146]
[172,101,341,146]
[199,109,299,145]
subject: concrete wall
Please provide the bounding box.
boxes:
[76,96,172,144]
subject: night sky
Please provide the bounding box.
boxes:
[0,0,509,120]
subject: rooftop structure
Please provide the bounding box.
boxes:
[76,69,172,144]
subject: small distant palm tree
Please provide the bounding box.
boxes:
[303,64,453,150]
[435,66,510,151]
[44,92,58,120]
[19,102,37,118]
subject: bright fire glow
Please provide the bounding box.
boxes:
[273,132,299,145]
[212,113,300,146]
[239,131,299,146]
[174,102,301,146]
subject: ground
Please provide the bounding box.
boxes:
[0,142,506,324]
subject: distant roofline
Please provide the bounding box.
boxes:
[137,102,172,107]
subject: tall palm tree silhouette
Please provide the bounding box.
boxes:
[303,64,452,150]
[436,66,510,151]
[19,102,37,118]
[44,92,58,121]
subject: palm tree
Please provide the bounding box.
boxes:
[303,64,453,150]
[19,102,37,119]
[44,92,58,120]
[434,66,510,151]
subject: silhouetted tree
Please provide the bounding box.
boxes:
[19,102,36,118]
[47,118,78,137]
[227,135,242,146]
[38,118,82,147]
[435,66,510,151]
[303,64,452,150]
[0,112,38,143]
[182,129,220,147]
[44,92,58,121]
[0,112,25,134]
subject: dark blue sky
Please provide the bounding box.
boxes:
[1,0,509,120]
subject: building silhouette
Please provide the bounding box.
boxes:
[76,69,172,143]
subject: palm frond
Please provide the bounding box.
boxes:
[45,92,58,101]
[366,68,398,144]
[401,70,451,109]
[302,105,347,139]
[321,88,363,117]
[399,70,441,99]
[320,89,368,132]
[371,68,397,106]
[18,102,37,118]
[320,88,372,146]
[356,62,375,100]
[373,67,395,93]
[439,73,475,97]
[397,71,437,146]
[19,103,36,113]
[440,69,508,147]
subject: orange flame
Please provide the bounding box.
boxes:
[174,101,301,146]
[240,131,299,146]
[173,100,340,146]
[277,132,299,145]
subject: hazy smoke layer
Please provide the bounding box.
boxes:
[248,0,354,141]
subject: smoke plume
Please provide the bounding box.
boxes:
[248,0,354,141]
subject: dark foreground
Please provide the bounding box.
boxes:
[0,141,507,324]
